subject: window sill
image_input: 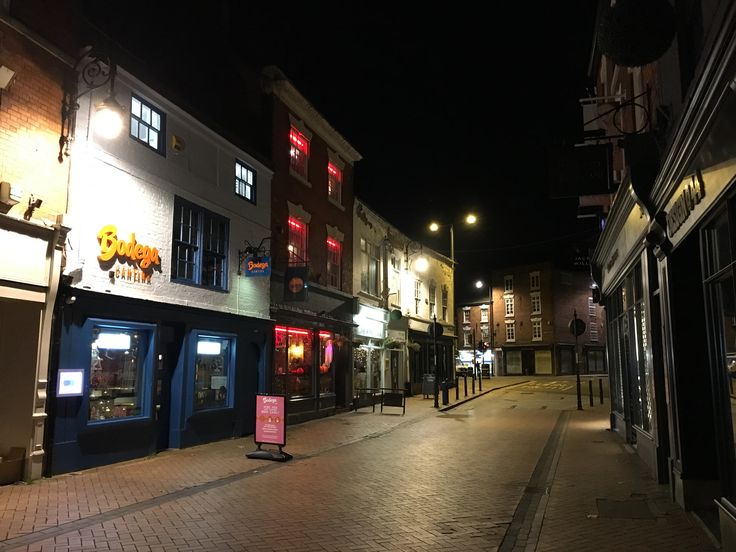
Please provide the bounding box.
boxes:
[289,168,311,187]
[328,197,345,211]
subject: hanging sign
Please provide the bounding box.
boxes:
[244,255,271,277]
[284,265,308,301]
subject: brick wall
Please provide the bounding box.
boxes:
[0,20,69,222]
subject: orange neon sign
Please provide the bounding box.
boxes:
[97,224,161,270]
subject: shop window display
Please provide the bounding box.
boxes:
[318,331,335,395]
[89,327,144,421]
[194,336,232,411]
[274,326,313,397]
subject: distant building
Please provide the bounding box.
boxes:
[353,199,455,399]
[456,262,605,377]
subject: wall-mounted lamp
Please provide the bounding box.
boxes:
[404,240,428,273]
[58,46,124,163]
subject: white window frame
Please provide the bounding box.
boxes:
[463,328,472,347]
[428,282,436,317]
[531,291,541,315]
[235,160,256,203]
[530,271,540,290]
[505,296,514,317]
[414,280,422,315]
[532,318,542,341]
[480,305,489,322]
[505,320,515,342]
[504,275,513,293]
[462,309,470,324]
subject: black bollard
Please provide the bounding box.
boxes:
[478,369,483,392]
[589,379,594,407]
[455,377,459,401]
[599,378,604,404]
[464,375,468,397]
[472,375,476,394]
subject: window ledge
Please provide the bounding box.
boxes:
[328,197,345,211]
[289,168,311,187]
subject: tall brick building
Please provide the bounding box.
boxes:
[457,262,605,376]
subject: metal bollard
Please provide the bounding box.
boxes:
[472,375,476,394]
[455,377,459,401]
[464,375,468,397]
[478,370,482,392]
[588,379,594,407]
[599,378,604,404]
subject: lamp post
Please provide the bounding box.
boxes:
[428,213,476,262]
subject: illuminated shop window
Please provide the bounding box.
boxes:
[327,162,342,204]
[130,95,165,155]
[319,331,336,395]
[288,216,308,264]
[235,160,256,203]
[194,333,235,411]
[326,237,342,288]
[274,326,314,397]
[89,325,151,423]
[289,126,310,180]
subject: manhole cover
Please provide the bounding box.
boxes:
[596,498,655,519]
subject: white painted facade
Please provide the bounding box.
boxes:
[64,67,272,317]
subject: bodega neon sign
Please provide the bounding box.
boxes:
[97,225,161,280]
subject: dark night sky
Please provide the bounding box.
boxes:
[85,2,600,302]
[232,3,600,300]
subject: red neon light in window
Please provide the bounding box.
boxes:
[327,163,341,177]
[288,217,302,229]
[289,128,309,154]
[275,326,311,336]
[319,331,333,339]
[326,238,340,249]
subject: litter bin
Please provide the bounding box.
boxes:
[422,373,435,398]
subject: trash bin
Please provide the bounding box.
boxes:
[422,373,435,398]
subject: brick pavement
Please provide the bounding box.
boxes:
[0,376,719,551]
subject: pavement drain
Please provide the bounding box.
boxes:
[596,498,656,519]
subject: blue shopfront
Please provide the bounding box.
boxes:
[46,288,271,475]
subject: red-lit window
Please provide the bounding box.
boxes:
[288,216,308,264]
[274,326,313,397]
[326,237,341,288]
[289,127,310,179]
[327,163,342,203]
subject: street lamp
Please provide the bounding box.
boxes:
[404,240,428,273]
[428,213,477,262]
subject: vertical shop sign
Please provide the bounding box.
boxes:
[247,394,292,462]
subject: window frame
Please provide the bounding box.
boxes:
[235,160,256,204]
[326,237,342,288]
[288,216,309,265]
[359,238,380,296]
[504,275,514,293]
[189,330,237,416]
[531,291,541,315]
[505,320,516,342]
[532,318,543,341]
[130,94,166,155]
[505,295,514,317]
[289,126,310,182]
[87,319,156,425]
[530,271,540,290]
[171,197,229,290]
[327,162,342,205]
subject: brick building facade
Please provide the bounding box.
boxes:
[457,262,605,376]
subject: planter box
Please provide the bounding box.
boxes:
[0,447,24,485]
